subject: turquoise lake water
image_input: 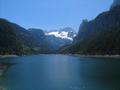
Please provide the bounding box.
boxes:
[0,55,120,90]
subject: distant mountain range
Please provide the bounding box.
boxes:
[61,4,120,55]
[45,27,76,41]
[1,1,120,55]
[0,19,76,55]
[29,27,76,52]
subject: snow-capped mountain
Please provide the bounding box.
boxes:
[27,27,77,52]
[45,27,77,41]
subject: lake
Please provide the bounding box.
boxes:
[0,55,120,90]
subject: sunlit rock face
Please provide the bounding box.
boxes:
[111,0,120,8]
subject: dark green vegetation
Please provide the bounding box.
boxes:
[61,5,120,55]
[0,19,52,55]
[1,5,120,55]
[0,19,74,55]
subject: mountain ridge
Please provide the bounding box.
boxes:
[61,5,120,55]
[45,27,76,41]
[0,18,76,54]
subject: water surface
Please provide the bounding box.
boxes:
[0,55,120,90]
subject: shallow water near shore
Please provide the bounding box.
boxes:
[0,54,120,90]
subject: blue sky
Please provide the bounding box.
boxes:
[0,0,113,31]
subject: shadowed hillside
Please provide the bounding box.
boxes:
[61,5,120,55]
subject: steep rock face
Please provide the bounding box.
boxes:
[44,27,77,52]
[61,5,120,55]
[75,5,120,42]
[45,35,72,52]
[28,28,52,53]
[111,0,120,8]
[28,28,46,47]
[28,28,75,52]
[46,27,76,41]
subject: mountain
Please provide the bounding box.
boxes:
[44,27,77,52]
[28,28,47,47]
[111,0,120,8]
[0,19,23,55]
[61,5,120,55]
[0,18,76,55]
[0,18,50,55]
[45,27,76,41]
[29,27,77,53]
[45,35,72,52]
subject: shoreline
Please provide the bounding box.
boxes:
[0,54,120,58]
[73,54,120,58]
[0,55,18,58]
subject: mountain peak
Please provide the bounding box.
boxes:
[59,27,76,32]
[45,27,77,41]
[111,0,120,8]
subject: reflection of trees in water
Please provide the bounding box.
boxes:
[79,58,120,89]
[0,87,6,90]
[0,63,10,90]
[0,73,6,90]
[0,62,18,78]
[0,62,17,90]
[0,63,12,77]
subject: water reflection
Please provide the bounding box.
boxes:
[0,58,19,90]
[79,57,120,90]
[0,55,120,90]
